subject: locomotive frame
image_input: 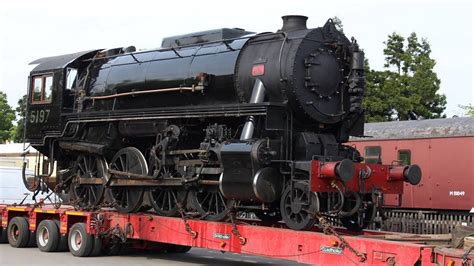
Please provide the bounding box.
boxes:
[23,15,421,232]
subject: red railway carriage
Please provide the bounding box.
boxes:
[349,117,474,233]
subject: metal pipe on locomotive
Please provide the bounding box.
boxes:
[24,15,421,231]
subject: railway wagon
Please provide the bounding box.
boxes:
[349,117,474,233]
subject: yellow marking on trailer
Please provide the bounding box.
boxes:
[34,209,57,214]
[7,207,26,212]
[65,211,85,216]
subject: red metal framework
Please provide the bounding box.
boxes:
[310,160,408,194]
[0,204,472,265]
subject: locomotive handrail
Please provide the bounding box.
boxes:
[82,86,203,101]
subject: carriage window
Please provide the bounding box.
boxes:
[398,150,411,165]
[364,146,381,164]
[31,75,53,103]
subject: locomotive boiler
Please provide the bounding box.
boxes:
[24,15,421,231]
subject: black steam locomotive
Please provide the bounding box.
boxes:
[24,16,421,231]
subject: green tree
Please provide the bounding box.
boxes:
[383,33,405,74]
[364,60,393,122]
[0,92,15,143]
[365,33,446,121]
[14,94,27,142]
[459,104,474,116]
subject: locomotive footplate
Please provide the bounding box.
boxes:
[62,103,286,123]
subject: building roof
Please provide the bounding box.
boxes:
[351,117,474,140]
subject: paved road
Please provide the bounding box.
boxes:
[0,243,304,265]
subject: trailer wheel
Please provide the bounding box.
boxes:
[90,236,103,256]
[0,227,8,243]
[101,239,123,256]
[36,220,59,252]
[52,220,68,251]
[68,223,93,257]
[28,231,37,247]
[7,217,30,248]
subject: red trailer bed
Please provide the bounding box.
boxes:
[0,204,472,265]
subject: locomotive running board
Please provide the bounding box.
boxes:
[62,103,285,122]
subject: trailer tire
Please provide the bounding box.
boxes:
[90,236,103,257]
[68,223,93,257]
[0,227,8,243]
[36,220,59,252]
[28,231,37,247]
[101,240,123,256]
[7,217,30,248]
[53,220,68,251]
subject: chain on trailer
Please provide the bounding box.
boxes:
[228,208,247,245]
[314,212,367,262]
[462,246,474,266]
[176,200,198,239]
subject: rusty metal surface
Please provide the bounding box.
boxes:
[352,117,474,140]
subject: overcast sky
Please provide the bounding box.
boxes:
[0,0,472,117]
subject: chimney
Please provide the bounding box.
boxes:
[281,15,308,32]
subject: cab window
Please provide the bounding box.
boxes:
[31,75,53,103]
[364,146,381,164]
[398,150,411,165]
[66,68,78,90]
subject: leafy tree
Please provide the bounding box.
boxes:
[459,104,474,116]
[364,60,393,122]
[0,92,15,143]
[365,32,446,121]
[383,33,405,74]
[14,94,27,142]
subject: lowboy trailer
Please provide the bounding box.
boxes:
[0,204,472,265]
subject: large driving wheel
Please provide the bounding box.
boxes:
[191,183,235,221]
[71,155,107,209]
[107,147,147,213]
[147,187,183,217]
[280,182,319,230]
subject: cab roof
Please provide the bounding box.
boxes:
[29,49,101,72]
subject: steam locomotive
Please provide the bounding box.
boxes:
[24,15,421,231]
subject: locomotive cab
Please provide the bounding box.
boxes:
[26,50,100,145]
[26,69,62,143]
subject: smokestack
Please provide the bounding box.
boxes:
[281,15,308,32]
